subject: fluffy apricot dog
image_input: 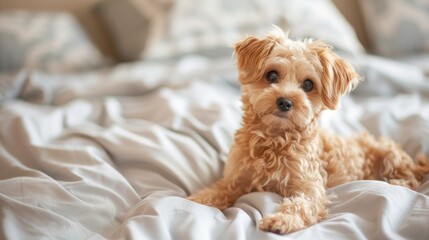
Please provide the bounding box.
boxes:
[188,28,429,234]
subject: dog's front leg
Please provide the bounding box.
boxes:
[187,178,248,211]
[259,175,329,234]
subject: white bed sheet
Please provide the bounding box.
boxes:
[0,55,428,239]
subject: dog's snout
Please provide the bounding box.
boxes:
[276,97,293,112]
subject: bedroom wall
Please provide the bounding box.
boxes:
[0,0,370,59]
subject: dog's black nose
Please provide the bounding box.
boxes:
[276,97,293,112]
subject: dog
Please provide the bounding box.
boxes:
[187,28,429,234]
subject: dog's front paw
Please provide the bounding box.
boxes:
[259,213,305,234]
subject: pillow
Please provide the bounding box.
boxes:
[280,0,365,55]
[140,0,364,60]
[360,0,429,57]
[0,11,106,73]
[95,0,151,62]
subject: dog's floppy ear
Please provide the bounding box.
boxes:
[310,41,360,110]
[234,34,281,84]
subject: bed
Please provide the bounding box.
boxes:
[1,0,429,239]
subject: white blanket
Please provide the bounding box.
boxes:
[1,55,428,239]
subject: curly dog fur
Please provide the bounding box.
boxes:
[188,28,429,234]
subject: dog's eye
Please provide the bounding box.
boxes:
[302,79,314,92]
[265,71,279,83]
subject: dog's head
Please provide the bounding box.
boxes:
[234,28,359,130]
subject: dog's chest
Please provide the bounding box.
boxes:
[249,132,318,162]
[247,132,320,191]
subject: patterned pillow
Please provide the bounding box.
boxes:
[0,11,106,73]
[141,0,364,60]
[360,0,429,57]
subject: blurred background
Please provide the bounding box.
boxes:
[0,0,428,73]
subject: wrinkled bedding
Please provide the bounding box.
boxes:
[1,54,429,239]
